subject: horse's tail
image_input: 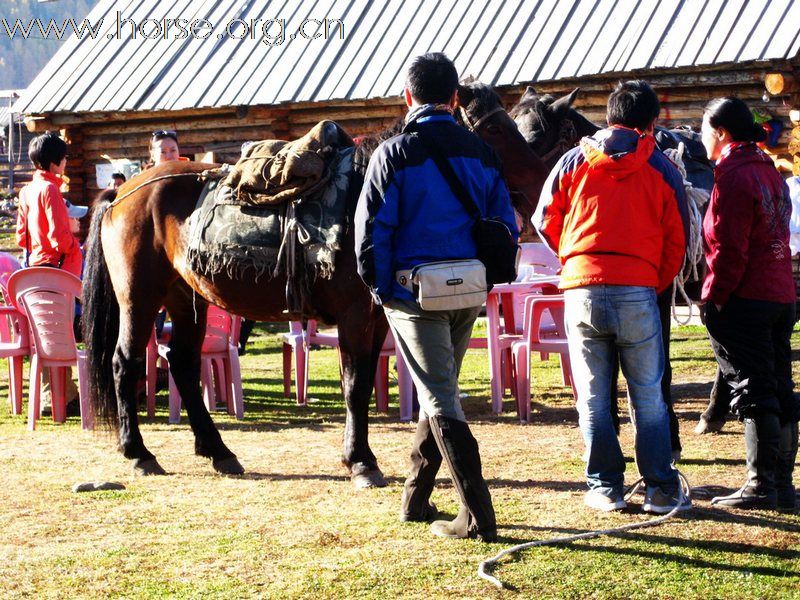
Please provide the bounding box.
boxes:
[81,191,120,432]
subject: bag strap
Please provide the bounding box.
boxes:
[412,129,482,222]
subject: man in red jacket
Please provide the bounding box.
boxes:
[534,81,690,514]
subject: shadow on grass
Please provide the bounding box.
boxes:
[496,512,800,573]
[678,457,746,466]
[221,471,406,485]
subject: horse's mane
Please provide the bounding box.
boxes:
[352,118,405,177]
[454,80,502,128]
[509,93,556,132]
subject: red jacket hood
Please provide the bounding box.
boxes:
[580,126,656,180]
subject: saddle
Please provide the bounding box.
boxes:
[223,120,354,206]
[186,121,356,314]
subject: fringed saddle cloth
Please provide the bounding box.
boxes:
[186,120,354,312]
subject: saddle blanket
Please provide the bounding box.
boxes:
[186,145,354,282]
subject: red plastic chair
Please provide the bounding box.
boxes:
[148,305,244,423]
[510,295,576,423]
[7,267,92,430]
[282,320,416,421]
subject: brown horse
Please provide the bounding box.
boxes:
[82,82,548,487]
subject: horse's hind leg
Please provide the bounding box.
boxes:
[337,299,389,488]
[114,297,165,475]
[164,283,243,475]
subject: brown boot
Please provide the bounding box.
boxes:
[400,418,441,522]
[428,415,497,542]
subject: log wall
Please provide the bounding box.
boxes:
[25,59,800,206]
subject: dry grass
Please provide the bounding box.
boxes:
[0,323,798,599]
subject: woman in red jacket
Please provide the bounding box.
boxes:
[700,97,797,511]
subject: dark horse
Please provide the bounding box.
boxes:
[82,82,548,487]
[509,86,600,171]
[509,86,714,455]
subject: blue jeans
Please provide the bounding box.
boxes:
[564,285,678,497]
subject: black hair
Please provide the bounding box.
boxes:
[111,172,126,182]
[405,52,458,105]
[607,80,660,130]
[150,130,178,150]
[28,131,67,171]
[704,97,767,143]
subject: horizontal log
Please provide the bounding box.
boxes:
[83,115,279,137]
[81,125,284,152]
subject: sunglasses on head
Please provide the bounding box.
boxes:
[151,130,178,142]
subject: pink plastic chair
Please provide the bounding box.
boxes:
[486,277,560,413]
[7,267,92,430]
[517,242,561,278]
[510,295,576,423]
[148,305,244,424]
[0,256,28,415]
[282,320,416,421]
[0,302,30,415]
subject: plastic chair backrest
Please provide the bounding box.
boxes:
[518,243,560,279]
[205,305,234,344]
[0,252,21,279]
[7,267,81,361]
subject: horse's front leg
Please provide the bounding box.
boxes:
[165,286,243,475]
[337,301,389,489]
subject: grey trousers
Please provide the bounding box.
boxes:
[383,298,481,422]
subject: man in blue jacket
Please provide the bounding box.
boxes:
[355,53,518,541]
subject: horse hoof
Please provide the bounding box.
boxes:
[352,469,388,489]
[213,456,245,475]
[134,458,166,476]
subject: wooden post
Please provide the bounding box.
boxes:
[60,126,87,205]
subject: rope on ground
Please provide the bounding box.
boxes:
[663,143,709,326]
[477,471,692,590]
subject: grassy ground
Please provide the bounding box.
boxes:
[0,322,798,599]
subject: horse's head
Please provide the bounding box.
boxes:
[456,80,548,238]
[510,87,599,170]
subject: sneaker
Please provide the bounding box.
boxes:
[584,489,626,512]
[643,487,692,514]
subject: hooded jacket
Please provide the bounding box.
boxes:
[533,126,688,292]
[16,170,83,277]
[702,142,794,306]
[354,104,518,303]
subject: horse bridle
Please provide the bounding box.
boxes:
[539,118,579,164]
[459,105,506,133]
